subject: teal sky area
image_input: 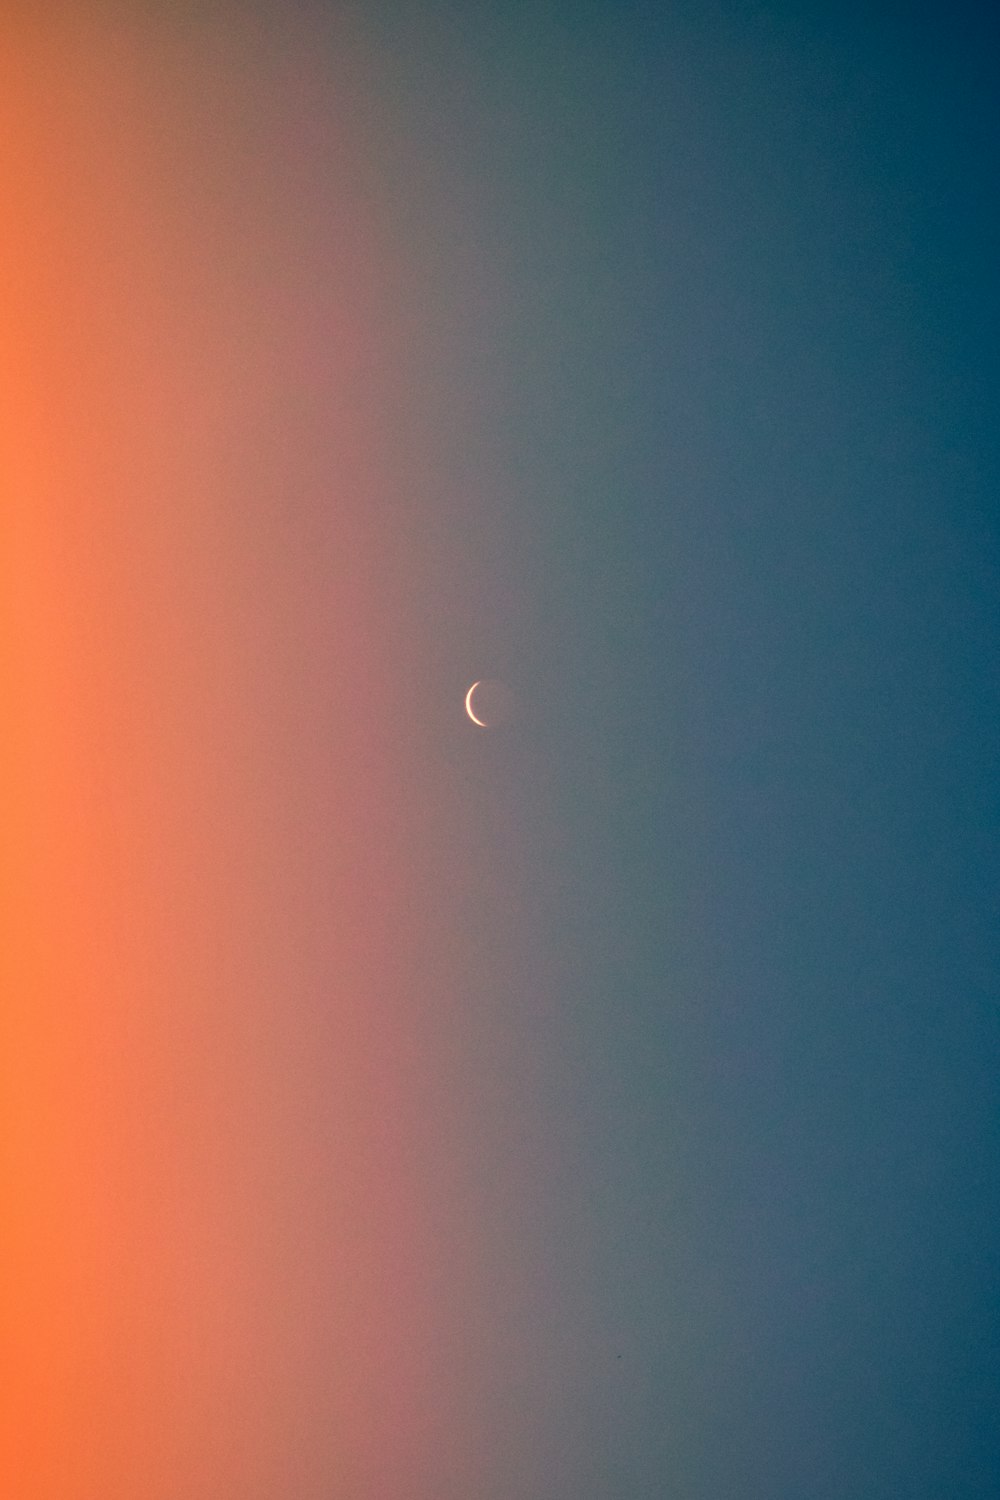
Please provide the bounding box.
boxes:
[326,4,1000,1493]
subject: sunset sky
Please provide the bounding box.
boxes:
[3,4,999,1496]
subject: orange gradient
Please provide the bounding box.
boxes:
[1,16,510,1496]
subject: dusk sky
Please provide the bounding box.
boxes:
[3,4,998,1496]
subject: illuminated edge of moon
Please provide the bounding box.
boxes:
[465,681,488,727]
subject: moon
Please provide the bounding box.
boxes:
[465,681,488,727]
[464,678,515,728]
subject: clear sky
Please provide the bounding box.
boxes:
[3,3,998,1496]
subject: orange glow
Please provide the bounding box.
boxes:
[1,17,489,1494]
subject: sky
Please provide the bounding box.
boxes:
[2,3,999,1496]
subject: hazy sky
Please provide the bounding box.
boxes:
[5,4,999,1497]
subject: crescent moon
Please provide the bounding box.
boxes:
[465,681,487,727]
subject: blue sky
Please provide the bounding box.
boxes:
[355,3,1000,1492]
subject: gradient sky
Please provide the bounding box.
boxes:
[3,4,999,1497]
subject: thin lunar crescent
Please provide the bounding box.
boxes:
[465,681,487,727]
